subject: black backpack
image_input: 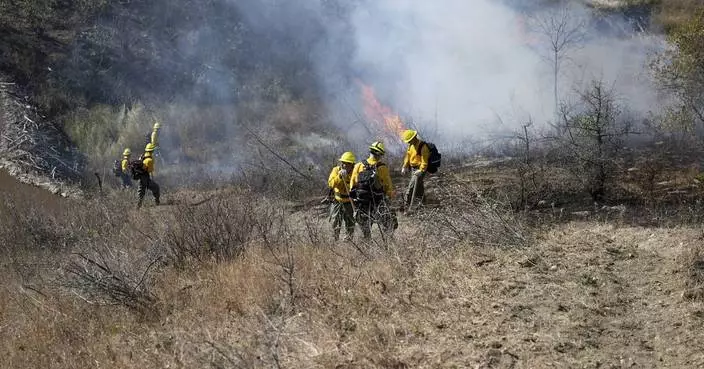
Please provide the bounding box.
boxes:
[353,160,385,201]
[112,159,122,177]
[129,158,147,179]
[422,141,442,174]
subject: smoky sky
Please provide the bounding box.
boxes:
[58,0,666,162]
[224,0,663,146]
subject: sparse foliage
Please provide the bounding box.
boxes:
[65,245,161,317]
[555,80,631,201]
[164,196,258,267]
[528,4,587,119]
[425,183,532,249]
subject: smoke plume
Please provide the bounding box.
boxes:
[60,0,666,176]
[308,0,664,148]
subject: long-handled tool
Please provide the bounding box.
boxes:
[341,174,357,215]
[406,172,419,215]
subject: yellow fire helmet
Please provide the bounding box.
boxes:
[145,143,156,152]
[153,121,161,130]
[123,148,131,156]
[401,129,417,143]
[369,141,385,155]
[339,151,356,164]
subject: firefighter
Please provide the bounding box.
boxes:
[145,121,162,165]
[328,151,356,241]
[350,141,396,239]
[120,148,133,189]
[146,122,161,147]
[137,143,160,208]
[150,121,160,148]
[401,129,430,210]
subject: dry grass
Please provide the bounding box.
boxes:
[682,241,704,301]
[2,165,704,368]
[5,221,704,368]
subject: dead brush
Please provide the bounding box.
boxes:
[682,242,704,301]
[163,195,259,267]
[422,183,533,249]
[65,243,161,317]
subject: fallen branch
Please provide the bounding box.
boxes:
[244,125,312,180]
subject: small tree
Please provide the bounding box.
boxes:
[528,4,587,120]
[556,80,631,201]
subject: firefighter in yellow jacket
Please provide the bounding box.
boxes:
[120,148,133,188]
[401,129,430,210]
[150,122,160,147]
[350,141,397,239]
[145,122,161,164]
[137,143,160,208]
[328,151,356,241]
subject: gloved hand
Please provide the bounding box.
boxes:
[401,167,408,175]
[339,168,348,178]
[413,169,423,177]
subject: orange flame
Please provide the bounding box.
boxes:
[359,82,407,139]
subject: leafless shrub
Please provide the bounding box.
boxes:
[164,196,259,267]
[260,214,298,309]
[553,80,632,201]
[422,183,532,249]
[65,244,161,317]
[301,214,326,246]
[527,3,587,118]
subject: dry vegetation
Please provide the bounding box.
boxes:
[4,1,704,368]
[2,155,704,368]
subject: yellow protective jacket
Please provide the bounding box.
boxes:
[328,165,352,203]
[403,142,430,172]
[350,156,393,198]
[121,156,130,172]
[143,153,155,174]
[151,130,159,147]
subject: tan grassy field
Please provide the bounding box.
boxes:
[1,164,704,368]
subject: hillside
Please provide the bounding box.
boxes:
[0,0,689,187]
[3,1,704,368]
[2,162,704,368]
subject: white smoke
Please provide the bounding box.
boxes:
[317,0,665,146]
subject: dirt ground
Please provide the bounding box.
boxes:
[0,170,68,214]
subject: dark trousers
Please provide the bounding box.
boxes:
[137,175,160,208]
[120,173,133,188]
[330,201,355,241]
[355,197,397,239]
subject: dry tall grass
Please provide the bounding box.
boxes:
[2,163,704,368]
